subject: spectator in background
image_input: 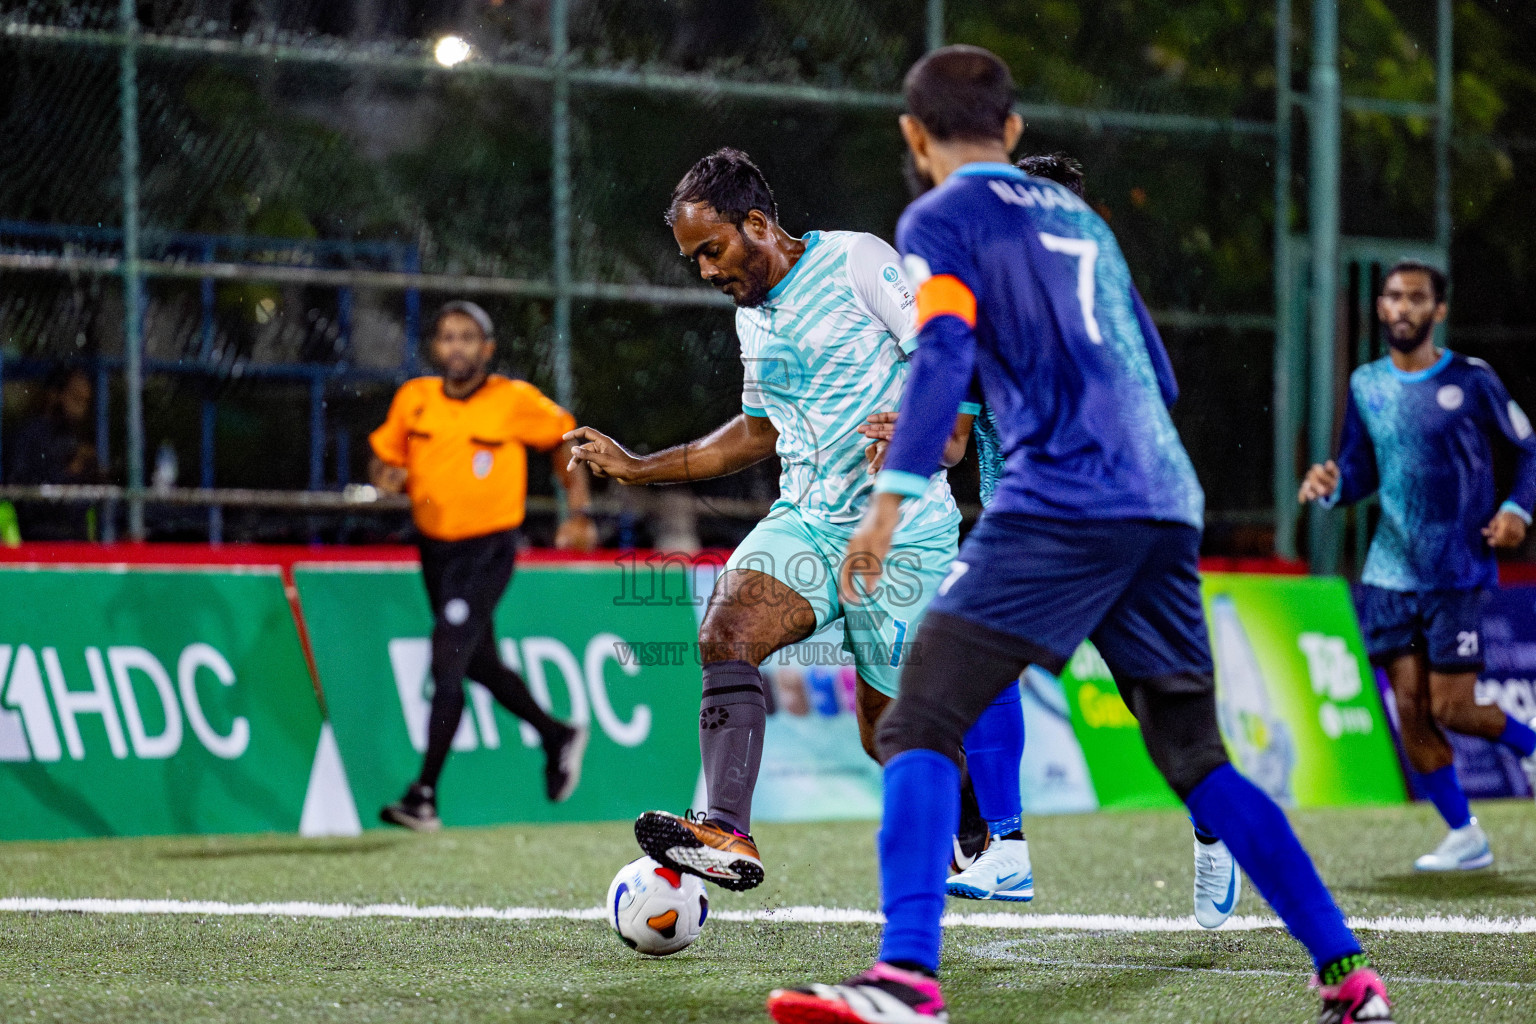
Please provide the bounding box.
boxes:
[6,367,102,540]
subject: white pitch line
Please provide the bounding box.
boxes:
[2,898,1536,936]
[0,898,604,922]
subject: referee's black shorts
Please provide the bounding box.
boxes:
[418,528,518,636]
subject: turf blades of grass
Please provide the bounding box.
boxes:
[2,801,1534,1022]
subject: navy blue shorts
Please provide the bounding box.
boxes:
[1357,585,1486,672]
[929,513,1213,681]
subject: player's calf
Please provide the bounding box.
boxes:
[856,681,892,763]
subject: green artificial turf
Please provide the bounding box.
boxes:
[2,801,1534,1022]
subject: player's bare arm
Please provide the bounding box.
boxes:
[839,490,904,605]
[1298,459,1340,504]
[860,410,974,472]
[565,414,778,486]
[368,454,408,495]
[1483,509,1527,549]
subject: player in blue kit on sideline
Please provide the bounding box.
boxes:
[767,45,1391,1024]
[1300,261,1536,873]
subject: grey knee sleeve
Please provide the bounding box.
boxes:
[699,660,768,834]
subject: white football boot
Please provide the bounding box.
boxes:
[1413,818,1493,871]
[1193,837,1241,928]
[945,838,1033,902]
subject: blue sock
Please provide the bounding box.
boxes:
[1186,764,1360,971]
[878,749,960,973]
[1418,764,1473,829]
[964,682,1024,834]
[1497,715,1536,759]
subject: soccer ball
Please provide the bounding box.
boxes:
[606,856,709,956]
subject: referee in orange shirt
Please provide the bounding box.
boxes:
[370,300,596,831]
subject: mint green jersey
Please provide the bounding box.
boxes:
[736,230,959,538]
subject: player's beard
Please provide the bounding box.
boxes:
[1386,316,1435,353]
[442,355,487,384]
[731,234,775,308]
[903,151,935,199]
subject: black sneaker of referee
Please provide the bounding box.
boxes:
[380,783,442,832]
[544,723,590,803]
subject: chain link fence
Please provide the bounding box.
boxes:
[2,0,1533,554]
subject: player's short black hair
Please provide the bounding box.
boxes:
[903,45,1015,143]
[1017,152,1085,197]
[666,148,778,228]
[1381,260,1448,304]
[433,300,495,339]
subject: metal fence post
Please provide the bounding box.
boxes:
[309,374,326,491]
[202,398,221,543]
[1435,0,1453,262]
[1271,0,1296,559]
[199,241,215,359]
[119,0,146,539]
[550,0,574,413]
[1306,0,1341,574]
[927,0,944,51]
[403,245,421,374]
[95,362,110,477]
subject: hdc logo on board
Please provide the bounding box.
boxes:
[0,643,249,762]
[387,633,653,751]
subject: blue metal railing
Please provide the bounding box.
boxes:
[0,220,424,538]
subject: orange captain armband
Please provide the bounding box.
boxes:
[915,274,977,329]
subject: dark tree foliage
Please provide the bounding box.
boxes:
[0,0,1533,536]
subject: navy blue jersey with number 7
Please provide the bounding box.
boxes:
[876,162,1203,528]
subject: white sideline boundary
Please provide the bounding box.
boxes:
[3,897,1536,935]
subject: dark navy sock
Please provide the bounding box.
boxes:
[1186,764,1360,971]
[1418,764,1473,830]
[963,681,1024,833]
[878,749,960,974]
[1497,715,1536,759]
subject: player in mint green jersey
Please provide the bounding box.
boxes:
[567,148,968,891]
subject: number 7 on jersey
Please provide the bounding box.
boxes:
[1038,232,1103,344]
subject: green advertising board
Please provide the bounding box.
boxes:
[295,562,703,827]
[0,568,327,840]
[1061,573,1406,810]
